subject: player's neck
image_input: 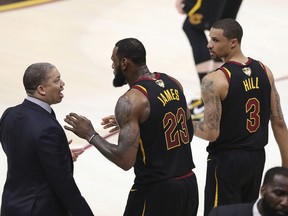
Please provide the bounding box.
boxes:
[224,52,248,64]
[136,65,152,79]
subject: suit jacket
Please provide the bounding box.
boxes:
[208,203,255,216]
[0,99,93,216]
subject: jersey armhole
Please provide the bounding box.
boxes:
[131,85,149,98]
[258,61,268,74]
[219,67,231,85]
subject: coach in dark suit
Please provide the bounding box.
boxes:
[0,63,94,216]
[208,166,288,216]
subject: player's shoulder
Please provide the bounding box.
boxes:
[204,69,226,82]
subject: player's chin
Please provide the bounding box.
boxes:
[210,54,218,59]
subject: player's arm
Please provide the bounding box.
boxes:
[109,90,143,170]
[193,70,227,141]
[64,90,143,170]
[266,66,288,167]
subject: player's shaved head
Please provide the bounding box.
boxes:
[115,38,146,66]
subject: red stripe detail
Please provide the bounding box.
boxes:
[174,170,194,180]
[219,67,231,85]
[258,61,267,74]
[226,57,252,65]
[132,85,148,97]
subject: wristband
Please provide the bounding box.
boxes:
[88,132,98,143]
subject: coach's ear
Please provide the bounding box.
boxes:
[37,85,46,96]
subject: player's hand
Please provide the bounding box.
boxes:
[64,113,97,142]
[101,115,119,133]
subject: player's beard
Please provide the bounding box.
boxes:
[213,56,223,62]
[210,53,222,62]
[113,67,127,87]
[262,197,288,216]
[209,48,222,62]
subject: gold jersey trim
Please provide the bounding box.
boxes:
[0,0,59,12]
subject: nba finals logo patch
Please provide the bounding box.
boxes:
[155,79,165,88]
[242,67,251,76]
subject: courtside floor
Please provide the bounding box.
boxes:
[0,0,287,215]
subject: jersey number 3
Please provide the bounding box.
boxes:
[246,97,260,133]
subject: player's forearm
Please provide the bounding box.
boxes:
[192,121,218,141]
[89,135,134,171]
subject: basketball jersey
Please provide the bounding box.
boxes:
[130,73,195,184]
[207,58,271,154]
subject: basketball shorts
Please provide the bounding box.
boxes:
[204,149,265,216]
[123,171,199,216]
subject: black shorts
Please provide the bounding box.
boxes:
[183,0,243,30]
[123,171,199,216]
[204,149,265,216]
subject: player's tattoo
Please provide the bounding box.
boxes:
[271,83,284,120]
[194,121,204,133]
[201,79,220,131]
[115,95,131,126]
[201,78,214,94]
[214,96,221,129]
[115,95,139,150]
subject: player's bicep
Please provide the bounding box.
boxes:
[114,94,140,167]
[115,94,139,147]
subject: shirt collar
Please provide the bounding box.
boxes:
[26,96,52,113]
[253,199,261,216]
